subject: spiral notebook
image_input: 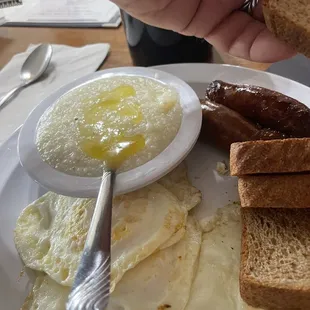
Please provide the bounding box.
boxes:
[2,0,121,28]
[0,0,22,9]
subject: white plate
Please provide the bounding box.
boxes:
[2,63,310,309]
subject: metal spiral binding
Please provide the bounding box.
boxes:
[0,0,22,9]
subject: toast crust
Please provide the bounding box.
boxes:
[238,174,310,208]
[230,139,310,176]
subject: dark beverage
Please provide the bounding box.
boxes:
[121,11,212,67]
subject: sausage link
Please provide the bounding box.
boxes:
[205,80,310,137]
[200,100,285,151]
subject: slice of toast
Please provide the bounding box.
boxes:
[263,0,310,57]
[238,174,310,208]
[230,138,310,176]
[240,208,310,310]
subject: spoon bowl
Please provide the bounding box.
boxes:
[20,44,53,85]
[0,44,53,108]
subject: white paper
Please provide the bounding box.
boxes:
[3,0,120,27]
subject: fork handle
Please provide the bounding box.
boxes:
[0,84,24,108]
[67,171,114,310]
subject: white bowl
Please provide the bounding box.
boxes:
[18,67,202,197]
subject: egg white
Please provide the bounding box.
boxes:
[185,204,261,310]
[21,273,70,310]
[108,216,202,310]
[21,217,201,310]
[15,182,188,290]
[158,161,202,211]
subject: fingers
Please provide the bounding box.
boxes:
[113,0,296,62]
[112,0,197,29]
[178,0,244,37]
[250,27,297,62]
[113,0,245,36]
[206,11,296,62]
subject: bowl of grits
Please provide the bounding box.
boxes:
[18,67,202,197]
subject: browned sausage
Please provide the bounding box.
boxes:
[205,80,310,137]
[200,99,285,151]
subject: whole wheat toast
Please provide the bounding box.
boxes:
[238,174,310,208]
[240,208,310,310]
[263,0,310,57]
[230,139,310,176]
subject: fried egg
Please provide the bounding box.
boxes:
[158,162,202,211]
[185,204,260,310]
[21,274,70,310]
[15,182,187,290]
[21,217,201,310]
[159,225,186,250]
[110,182,187,289]
[108,216,202,310]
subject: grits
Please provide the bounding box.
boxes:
[36,76,182,177]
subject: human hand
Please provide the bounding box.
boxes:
[112,0,296,63]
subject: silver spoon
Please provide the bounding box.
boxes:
[67,170,115,310]
[0,44,53,108]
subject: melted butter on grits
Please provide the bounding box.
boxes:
[78,84,145,170]
[36,76,182,176]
